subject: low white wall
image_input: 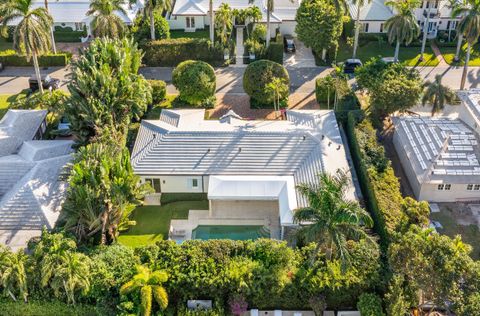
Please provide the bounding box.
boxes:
[419,183,480,202]
[362,21,384,33]
[167,16,206,31]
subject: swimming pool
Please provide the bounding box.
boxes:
[191,225,270,240]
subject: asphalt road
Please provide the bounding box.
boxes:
[0,65,479,95]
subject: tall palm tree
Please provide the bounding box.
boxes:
[87,0,128,38]
[265,77,288,115]
[209,0,215,44]
[422,74,456,116]
[120,266,169,316]
[293,171,374,269]
[266,0,274,46]
[419,0,433,61]
[0,0,53,94]
[144,0,172,40]
[43,0,56,53]
[215,3,233,47]
[352,0,372,59]
[385,0,421,62]
[454,0,480,90]
[445,0,466,61]
[0,246,28,302]
[246,5,262,38]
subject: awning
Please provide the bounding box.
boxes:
[208,175,298,225]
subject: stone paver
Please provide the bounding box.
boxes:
[430,42,448,67]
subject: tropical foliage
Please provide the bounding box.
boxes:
[295,0,343,62]
[0,0,53,94]
[87,0,128,38]
[142,0,172,40]
[133,11,170,42]
[384,0,421,62]
[64,37,151,145]
[422,74,456,115]
[60,141,151,245]
[294,171,374,269]
[0,246,28,302]
[215,3,234,47]
[120,266,169,316]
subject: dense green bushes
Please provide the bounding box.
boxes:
[0,300,100,316]
[0,50,69,66]
[160,193,208,205]
[148,79,167,104]
[142,38,224,67]
[53,26,87,42]
[132,12,170,42]
[265,42,284,64]
[172,60,216,106]
[243,60,289,107]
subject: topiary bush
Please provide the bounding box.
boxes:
[172,60,216,106]
[243,59,289,107]
[148,79,167,104]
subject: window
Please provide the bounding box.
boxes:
[438,184,451,190]
[74,22,85,31]
[426,1,429,8]
[186,17,195,28]
[145,178,161,193]
[363,23,369,33]
[475,184,480,191]
[192,179,199,188]
[380,23,384,33]
[434,0,439,8]
[467,184,474,190]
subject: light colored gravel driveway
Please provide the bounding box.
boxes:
[284,40,317,68]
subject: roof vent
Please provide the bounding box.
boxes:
[219,110,243,124]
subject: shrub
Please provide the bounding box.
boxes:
[243,59,289,106]
[160,193,208,204]
[142,38,224,66]
[315,74,349,106]
[0,300,100,316]
[0,50,69,66]
[148,79,167,104]
[245,38,265,56]
[172,60,216,106]
[251,25,267,42]
[357,293,385,316]
[132,11,170,42]
[265,42,284,64]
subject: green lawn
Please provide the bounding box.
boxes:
[440,42,480,66]
[118,200,209,247]
[336,40,439,67]
[170,29,209,39]
[0,95,11,119]
[431,207,480,260]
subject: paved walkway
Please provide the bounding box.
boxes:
[235,27,245,66]
[431,42,449,67]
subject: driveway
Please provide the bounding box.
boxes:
[283,40,316,68]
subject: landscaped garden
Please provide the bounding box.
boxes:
[336,40,439,67]
[117,200,209,248]
[440,42,480,65]
[170,29,209,39]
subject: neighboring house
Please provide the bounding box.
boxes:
[345,0,459,39]
[131,109,356,241]
[7,0,144,37]
[167,0,299,36]
[0,110,74,250]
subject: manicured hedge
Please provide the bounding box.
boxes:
[53,31,83,42]
[265,42,284,64]
[142,38,224,67]
[0,50,70,66]
[160,193,208,204]
[0,300,99,316]
[172,60,216,106]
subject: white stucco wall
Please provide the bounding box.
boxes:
[362,21,385,33]
[141,176,209,193]
[167,16,206,31]
[392,129,422,198]
[419,183,480,202]
[279,21,296,36]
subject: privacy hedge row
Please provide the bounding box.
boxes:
[0,299,100,316]
[265,42,284,64]
[53,31,84,42]
[0,50,69,67]
[345,111,404,246]
[142,38,224,67]
[160,193,208,204]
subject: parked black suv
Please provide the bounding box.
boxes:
[283,35,296,53]
[343,59,363,74]
[28,75,60,92]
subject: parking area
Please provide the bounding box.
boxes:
[283,39,316,68]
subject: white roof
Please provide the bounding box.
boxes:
[172,0,296,22]
[132,109,356,207]
[8,0,143,25]
[393,115,480,184]
[208,175,297,225]
[0,110,46,157]
[346,0,393,21]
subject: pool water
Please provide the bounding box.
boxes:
[191,225,270,240]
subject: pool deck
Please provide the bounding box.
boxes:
[169,200,282,241]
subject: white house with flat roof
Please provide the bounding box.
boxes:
[131,109,355,240]
[167,0,299,36]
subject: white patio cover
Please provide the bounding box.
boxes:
[207,175,298,225]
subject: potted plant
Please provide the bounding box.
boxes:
[224,48,230,60]
[249,50,255,60]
